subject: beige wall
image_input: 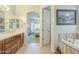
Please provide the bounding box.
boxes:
[9,5,16,16]
[15,5,40,27]
[15,5,40,44]
[16,5,40,17]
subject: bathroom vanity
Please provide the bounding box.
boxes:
[0,32,24,54]
[0,6,25,54]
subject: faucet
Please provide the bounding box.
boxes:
[72,39,75,44]
[72,34,76,44]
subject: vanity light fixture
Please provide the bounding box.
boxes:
[4,5,10,10]
[0,5,9,10]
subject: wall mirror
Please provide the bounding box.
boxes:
[0,10,5,32]
[9,18,20,29]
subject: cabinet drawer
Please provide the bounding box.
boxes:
[4,42,12,49]
[4,44,17,54]
[16,34,21,38]
[4,37,12,44]
[4,47,12,54]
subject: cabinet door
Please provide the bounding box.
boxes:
[0,41,2,54]
[3,38,12,50]
[11,44,17,54]
[16,34,21,48]
[21,33,24,46]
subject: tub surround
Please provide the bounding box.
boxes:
[0,29,24,54]
[60,39,79,54]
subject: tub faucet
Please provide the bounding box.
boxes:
[72,39,75,44]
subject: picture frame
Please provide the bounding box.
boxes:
[56,9,76,25]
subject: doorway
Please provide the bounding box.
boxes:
[27,12,40,43]
[42,6,51,45]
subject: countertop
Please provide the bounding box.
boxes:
[0,29,24,41]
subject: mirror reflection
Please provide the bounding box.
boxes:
[9,18,19,29]
[0,10,5,32]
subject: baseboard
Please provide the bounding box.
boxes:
[51,48,56,53]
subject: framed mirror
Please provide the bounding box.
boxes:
[0,10,5,32]
[9,18,19,29]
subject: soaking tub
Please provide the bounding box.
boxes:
[59,33,79,54]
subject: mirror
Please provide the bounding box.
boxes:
[9,18,20,29]
[0,10,5,32]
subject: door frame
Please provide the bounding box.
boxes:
[26,12,40,44]
[42,6,51,46]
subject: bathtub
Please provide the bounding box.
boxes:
[61,39,79,51]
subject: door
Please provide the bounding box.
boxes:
[42,6,51,45]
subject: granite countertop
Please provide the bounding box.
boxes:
[0,29,24,41]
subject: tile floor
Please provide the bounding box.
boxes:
[16,43,53,54]
[28,35,39,43]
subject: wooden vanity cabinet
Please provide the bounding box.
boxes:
[0,33,24,54]
[20,33,24,46]
[0,41,3,53]
[15,34,21,49]
[12,33,24,54]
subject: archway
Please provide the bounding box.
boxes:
[27,12,40,43]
